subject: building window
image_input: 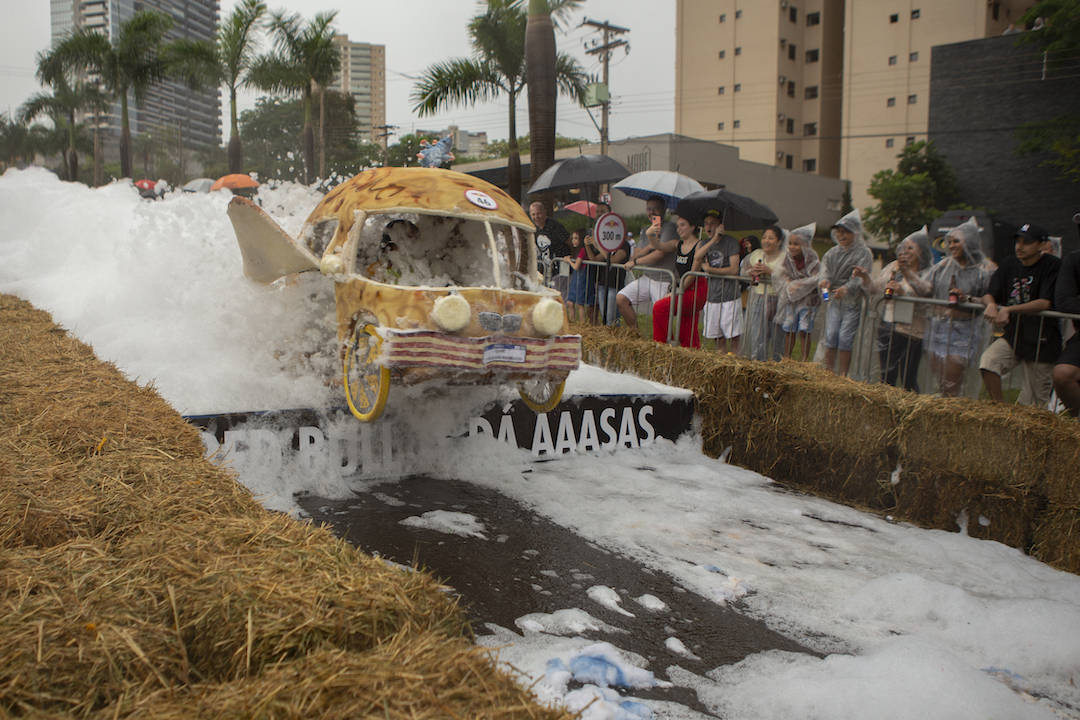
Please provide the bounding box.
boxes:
[718,86,725,95]
[787,80,796,97]
[718,50,726,59]
[807,11,820,26]
[890,13,899,23]
[887,96,896,107]
[735,46,742,55]
[788,44,796,60]
[804,122,817,136]
[785,154,794,169]
[734,119,741,128]
[719,13,726,22]
[908,94,917,104]
[786,118,795,134]
[734,83,742,92]
[911,9,920,19]
[888,55,897,65]
[806,49,819,63]
[780,38,787,48]
[906,136,916,145]
[886,138,895,148]
[717,121,725,130]
[805,85,819,99]
[803,158,817,172]
[909,51,919,61]
[735,9,742,18]
[789,7,798,22]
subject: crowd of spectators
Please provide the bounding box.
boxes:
[535,195,1080,417]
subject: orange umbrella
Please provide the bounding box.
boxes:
[211,173,259,192]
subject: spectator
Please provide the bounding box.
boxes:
[910,216,993,396]
[741,225,787,360]
[977,223,1062,406]
[652,215,711,347]
[775,222,821,362]
[617,195,678,329]
[853,226,933,391]
[530,201,571,295]
[701,210,744,353]
[586,225,628,325]
[1053,248,1080,417]
[738,233,760,262]
[563,229,597,323]
[818,209,873,376]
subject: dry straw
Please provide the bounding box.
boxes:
[1,294,574,719]
[579,324,1080,573]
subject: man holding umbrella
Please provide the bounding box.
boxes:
[616,195,678,328]
[530,201,571,297]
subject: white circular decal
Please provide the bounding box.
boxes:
[594,212,627,253]
[465,189,498,210]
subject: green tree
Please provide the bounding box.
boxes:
[46,10,176,178]
[1016,0,1080,57]
[386,134,430,168]
[218,0,267,173]
[411,0,587,201]
[249,10,340,184]
[19,64,107,182]
[1016,114,1080,184]
[864,141,959,247]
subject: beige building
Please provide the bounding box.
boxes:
[331,35,386,143]
[676,0,1032,214]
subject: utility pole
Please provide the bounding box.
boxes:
[375,124,398,166]
[582,18,629,156]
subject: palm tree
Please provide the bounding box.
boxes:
[523,0,584,188]
[249,10,339,184]
[22,49,108,182]
[216,0,267,173]
[0,114,32,171]
[412,0,587,201]
[46,10,174,178]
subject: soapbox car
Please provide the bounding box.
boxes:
[226,166,580,422]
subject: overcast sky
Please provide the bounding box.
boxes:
[0,0,675,145]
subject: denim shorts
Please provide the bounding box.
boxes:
[927,317,979,362]
[781,305,818,334]
[822,300,861,351]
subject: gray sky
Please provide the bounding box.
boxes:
[0,0,675,145]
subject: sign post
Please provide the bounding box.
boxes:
[593,212,627,324]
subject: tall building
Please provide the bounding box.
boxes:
[50,0,222,160]
[675,0,1032,214]
[331,35,386,143]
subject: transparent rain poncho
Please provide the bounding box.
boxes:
[774,222,821,333]
[740,227,787,361]
[871,226,934,391]
[818,208,873,304]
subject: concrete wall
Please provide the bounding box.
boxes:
[929,35,1080,248]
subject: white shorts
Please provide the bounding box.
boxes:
[703,299,743,339]
[618,275,670,310]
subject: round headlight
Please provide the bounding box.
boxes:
[432,294,471,332]
[532,298,564,337]
[319,254,344,275]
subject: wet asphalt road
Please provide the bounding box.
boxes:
[298,474,814,714]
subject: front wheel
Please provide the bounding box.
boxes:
[517,377,566,414]
[343,323,390,422]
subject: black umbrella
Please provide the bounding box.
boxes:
[527,154,631,194]
[675,189,778,230]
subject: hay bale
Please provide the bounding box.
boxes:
[1031,504,1080,574]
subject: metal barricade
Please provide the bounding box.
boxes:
[555,258,676,339]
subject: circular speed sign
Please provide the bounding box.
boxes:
[593,212,627,253]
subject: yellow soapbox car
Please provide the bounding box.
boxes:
[227,167,580,422]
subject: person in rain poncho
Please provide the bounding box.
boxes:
[774,222,820,361]
[908,216,993,396]
[852,226,934,392]
[817,209,874,376]
[740,225,787,361]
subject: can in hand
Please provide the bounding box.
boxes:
[821,286,830,301]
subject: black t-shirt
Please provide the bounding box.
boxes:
[535,218,571,273]
[987,253,1061,362]
[1055,250,1080,337]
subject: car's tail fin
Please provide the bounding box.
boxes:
[227,196,319,283]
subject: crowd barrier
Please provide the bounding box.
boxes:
[547,260,1080,406]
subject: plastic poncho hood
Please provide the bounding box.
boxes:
[898,226,932,271]
[820,209,872,297]
[944,215,984,266]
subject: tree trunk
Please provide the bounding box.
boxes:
[302,89,315,185]
[68,148,78,183]
[507,91,522,203]
[93,124,102,186]
[525,0,557,191]
[120,91,132,179]
[227,86,242,173]
[318,83,326,181]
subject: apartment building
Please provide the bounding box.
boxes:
[50,0,222,154]
[331,35,386,143]
[676,0,1032,213]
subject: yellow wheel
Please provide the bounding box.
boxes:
[517,377,566,414]
[343,323,390,422]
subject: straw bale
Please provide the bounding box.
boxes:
[95,642,575,720]
[1031,505,1080,573]
[1040,424,1080,506]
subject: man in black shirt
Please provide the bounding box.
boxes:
[978,223,1061,407]
[1053,248,1080,416]
[530,201,571,296]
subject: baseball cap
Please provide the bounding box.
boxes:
[1014,222,1049,244]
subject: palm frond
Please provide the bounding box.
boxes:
[410,58,500,116]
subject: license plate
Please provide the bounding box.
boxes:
[483,343,526,365]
